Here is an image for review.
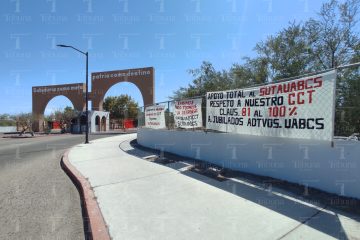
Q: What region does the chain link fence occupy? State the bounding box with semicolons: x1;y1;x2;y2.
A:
137;66;360;139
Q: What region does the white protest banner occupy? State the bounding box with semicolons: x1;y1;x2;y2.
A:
174;98;203;128
145;105;166;129
206;70;337;141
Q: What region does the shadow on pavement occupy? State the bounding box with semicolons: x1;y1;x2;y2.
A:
121;139;360;239
181;170;349;239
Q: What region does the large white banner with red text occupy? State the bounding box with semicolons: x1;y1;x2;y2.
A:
206;70;336;141
174;98;203;128
145;105;166;129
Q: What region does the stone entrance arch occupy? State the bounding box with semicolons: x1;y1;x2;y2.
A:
32;67;154;132
91;67;154;111
32;83;85;132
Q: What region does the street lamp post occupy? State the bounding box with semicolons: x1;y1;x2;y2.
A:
57;44;89;144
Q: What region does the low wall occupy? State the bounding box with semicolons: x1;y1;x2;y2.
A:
0;126;16;133
137;128;360;199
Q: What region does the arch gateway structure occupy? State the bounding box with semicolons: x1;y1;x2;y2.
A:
32;67;154;132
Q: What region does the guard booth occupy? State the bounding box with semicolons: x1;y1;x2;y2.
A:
90;111;110;133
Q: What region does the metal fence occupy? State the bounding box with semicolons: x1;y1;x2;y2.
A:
137;64;360;138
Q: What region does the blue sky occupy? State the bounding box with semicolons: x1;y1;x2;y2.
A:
0;0;329;115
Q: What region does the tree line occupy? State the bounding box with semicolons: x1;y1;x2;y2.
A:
172;0;360;136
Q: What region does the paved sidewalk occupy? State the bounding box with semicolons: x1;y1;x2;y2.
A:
68;134;360;240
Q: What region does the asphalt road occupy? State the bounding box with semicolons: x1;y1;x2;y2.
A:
0;133;114;240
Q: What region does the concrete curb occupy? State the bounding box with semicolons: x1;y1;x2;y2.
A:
61;149;111;240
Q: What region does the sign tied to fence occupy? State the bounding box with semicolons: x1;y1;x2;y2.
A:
206;70;337;141
145;105;166;129
174;98;203;128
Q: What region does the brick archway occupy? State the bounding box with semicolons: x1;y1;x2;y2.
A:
91;67;154;111
32;67;155;132
32;83;85;132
